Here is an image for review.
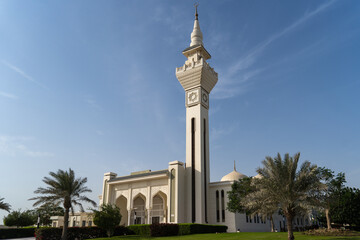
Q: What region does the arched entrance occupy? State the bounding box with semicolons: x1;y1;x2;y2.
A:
115;195;128;226
132;194;146;224
151;192;167;224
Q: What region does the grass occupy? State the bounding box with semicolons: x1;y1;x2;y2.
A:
89;232;360;240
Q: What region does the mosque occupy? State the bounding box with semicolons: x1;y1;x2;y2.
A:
99;8;308;232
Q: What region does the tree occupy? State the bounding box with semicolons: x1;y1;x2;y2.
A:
35;203;65;226
331;187;360;226
317;167;346;229
242;186;279;232
227;177;254;213
92;204;122;237
0;197;11;212
29;168;96;240
3;209;36;227
254;153;320;240
227;177;277;232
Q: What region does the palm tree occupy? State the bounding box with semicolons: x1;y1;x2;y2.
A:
255;153;320;240
29;168;96;240
241;187;278;232
0;197;11;212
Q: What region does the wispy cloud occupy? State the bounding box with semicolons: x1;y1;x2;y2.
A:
84;95;101;110
1;60;48;89
214;0;336;99
210;123;239;142
0;135;54;158
0;91;18;99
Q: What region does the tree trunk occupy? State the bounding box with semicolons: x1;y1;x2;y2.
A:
62;207;69;240
325;208;331;230
270;215;275;232
286;214;294;240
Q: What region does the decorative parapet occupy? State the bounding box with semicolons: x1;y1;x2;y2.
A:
176;58;218;78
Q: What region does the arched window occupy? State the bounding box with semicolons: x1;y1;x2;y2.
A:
221;190;225;222
216;190;219;222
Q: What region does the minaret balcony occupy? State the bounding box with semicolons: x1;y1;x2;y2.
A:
176;59;218;93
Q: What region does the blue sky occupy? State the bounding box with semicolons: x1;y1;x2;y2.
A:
1;0;360;222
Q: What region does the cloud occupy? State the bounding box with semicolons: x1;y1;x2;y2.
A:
0;135;54;158
0;91;18;99
1;60;48;89
210;123;239;142
84;97;101;110
214;0;336;99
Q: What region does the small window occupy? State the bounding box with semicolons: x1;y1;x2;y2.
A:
88;221;92;227
246;215;249;223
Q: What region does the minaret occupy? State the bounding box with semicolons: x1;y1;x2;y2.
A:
176;5;218;224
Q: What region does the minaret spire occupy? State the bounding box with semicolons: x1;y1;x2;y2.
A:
234;160;236;172
190;3;203;47
195;3;199;20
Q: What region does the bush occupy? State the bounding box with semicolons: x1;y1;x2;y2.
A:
34;223;227;239
150;223;179;237
92;204;122;237
35;226;132;240
113;225;133;236
178;223;227;235
127;224;151;236
3;210;36;227
0;227;35;239
35;227;106;240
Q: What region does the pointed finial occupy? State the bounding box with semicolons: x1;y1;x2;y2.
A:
190;2;203;47
234;160;236;171
194;3;199;20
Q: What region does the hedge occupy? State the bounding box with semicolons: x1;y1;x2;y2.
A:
127;224;151;236
178;223;228;235
150;223;179;237
35;226;130;240
128;223;227;237
32;223;227;239
0;227;35;239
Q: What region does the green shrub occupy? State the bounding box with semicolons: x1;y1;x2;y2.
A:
93;204;122;237
0;227;35;239
32;226;131;240
127;224;151;236
178;223;227;235
35;226;133;240
3;210;36;227
113;226;133;236
150;223;179;237
35;227;105;240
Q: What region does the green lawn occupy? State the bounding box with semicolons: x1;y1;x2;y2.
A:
89;232;360;240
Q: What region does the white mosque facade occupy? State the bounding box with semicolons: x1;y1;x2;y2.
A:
99;10;309;233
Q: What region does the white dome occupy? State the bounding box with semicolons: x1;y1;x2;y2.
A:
221;170;247;182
